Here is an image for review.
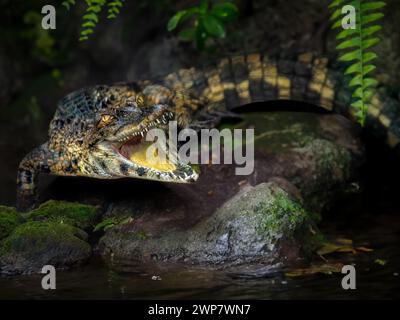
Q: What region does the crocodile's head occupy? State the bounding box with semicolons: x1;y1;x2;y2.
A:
88;88;198;183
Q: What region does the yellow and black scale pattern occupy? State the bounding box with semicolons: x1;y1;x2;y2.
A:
160;52;400;151
16;51;400;211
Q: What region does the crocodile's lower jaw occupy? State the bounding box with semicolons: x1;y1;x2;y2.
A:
120;138;177;172
98;135;198;183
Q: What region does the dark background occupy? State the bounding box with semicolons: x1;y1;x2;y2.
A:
0;0;399;205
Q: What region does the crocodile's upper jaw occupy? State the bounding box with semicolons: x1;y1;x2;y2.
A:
93;108;198;183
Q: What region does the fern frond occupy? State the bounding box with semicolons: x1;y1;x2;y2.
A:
79;0;106;41
329;0;385;126
107;0;124;19
62;0;76;11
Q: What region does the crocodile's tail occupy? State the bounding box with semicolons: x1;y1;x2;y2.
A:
161;52;400;151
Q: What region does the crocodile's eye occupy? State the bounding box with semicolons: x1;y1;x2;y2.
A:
97;114;115;128
136;94;145;106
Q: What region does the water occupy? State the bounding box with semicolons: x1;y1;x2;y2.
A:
0;113;400;299
0;201;399;299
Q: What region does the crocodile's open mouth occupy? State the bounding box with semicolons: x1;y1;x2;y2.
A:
106;111;198;182
118;134;176;172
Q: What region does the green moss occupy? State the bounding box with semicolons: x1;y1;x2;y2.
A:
0;206;24;240
256;190;324;254
241;112;319;154
28;200;99;231
94;216;133;232
258;191;315;239
0;221;88;257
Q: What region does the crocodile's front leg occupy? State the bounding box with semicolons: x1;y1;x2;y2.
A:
16;143;53;212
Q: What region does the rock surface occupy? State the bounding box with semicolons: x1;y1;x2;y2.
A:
0;201;97;275
0;221;91;275
0;111;365;274
95;111;364;270
100;181;319;269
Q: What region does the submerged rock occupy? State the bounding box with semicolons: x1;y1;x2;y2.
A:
0;221;91;275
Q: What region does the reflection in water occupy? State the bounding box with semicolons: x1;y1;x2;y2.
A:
0;208;400;300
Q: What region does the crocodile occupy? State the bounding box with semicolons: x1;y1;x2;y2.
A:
17;52;400;211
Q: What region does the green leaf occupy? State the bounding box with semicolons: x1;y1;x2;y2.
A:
203;14;225;38
83;13;99;23
336;37;361;50
178;27;196;41
351;99;364;109
362;37;380;50
211;3;239;21
62;0;76;10
361;1;386;12
336;28;358;40
195;19;207;50
82;21;96;28
167;10;187;31
352;87;374;100
362;64;376;76
361;13;384;25
349;74;362;87
108;1;123;8
88;5;102;13
199;0;208;14
81;29;94;36
330;8;343;21
329;0;345;9
331;19;344;29
345;62;361;75
363;77;378;88
363;89;374;100
352;87;364;99
362;25;382;37
339;49;360;62
363;52;378;63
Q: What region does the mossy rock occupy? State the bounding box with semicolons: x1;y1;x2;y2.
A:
0;206;24;240
28;200;99;231
0;221;91;275
258;191;319;239
100;181;322;267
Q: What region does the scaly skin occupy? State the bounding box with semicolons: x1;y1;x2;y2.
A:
17;52;400;211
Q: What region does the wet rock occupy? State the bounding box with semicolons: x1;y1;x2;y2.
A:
99;181;320;269
27;111;363;270
0;201;98;275
0;221;91;275
94;111;363;270
244;112;364;211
